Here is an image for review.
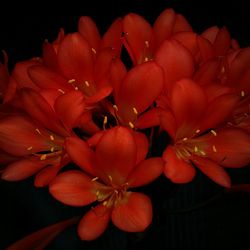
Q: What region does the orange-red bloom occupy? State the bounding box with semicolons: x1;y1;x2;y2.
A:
50;126;163;240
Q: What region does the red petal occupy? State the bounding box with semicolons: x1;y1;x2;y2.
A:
199;94;239;131
171;79;207;131
159;109;177;139
128;157;164;187
49;170;97;206
42;41;58;70
197;36;215;61
78;204;111;241
163;147;196;183
153;8;176;46
213;27;231;56
205;128;250;168
54;90;85;129
85;86;113;104
28;65;70;91
0;115;49;156
155;39;194;91
2;158;46;181
202;26;219;43
78;16;100;52
95;126;137;185
112;192;152;232
192;157;231;187
20;88;68;136
133;131;149;164
6;217;78;250
173;14;193;33
58;33;94;83
65;136;96;176
0;50;9;97
116;62;164;124
34;164;60;187
123;13;154;64
136;108;161;129
101;18;123;55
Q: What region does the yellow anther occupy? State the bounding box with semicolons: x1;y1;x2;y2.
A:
114;190;119;194
96;190;100;196
104;116;108;125
75;86;79;90
68;79;76;84
195;129;200;133
84;80;90;87
35;128;41;135
241;90;245;97
183;137;188;141
212;145;217;152
200;150;206;156
40;154;47;160
211;130;217;136
58;89;65;94
145;40;149;48
50;147;54;152
50;135;54;141
194;146;198;152
91;48;97;54
92;177;99;182
103;201;108;206
113;105;118;111
132;107;138;115
108;175;113;182
144;57;149;62
129;122;135;129
27;146;33;151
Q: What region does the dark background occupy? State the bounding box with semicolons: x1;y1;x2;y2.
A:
1;0;250;249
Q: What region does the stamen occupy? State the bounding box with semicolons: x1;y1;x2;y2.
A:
195;129;200;133
27;146;33;151
68;79;76;84
91;48;97;54
92;177;99;182
200;150;206;156
194;146;198;152
103;116;108;130
103;201;108;206
75;87;79;90
113;105;118;111
144;57;149;62
58;89;65;94
145;40;149;48
50;135;54;141
35;128;41;135
183;137;188;141
50;147;54;152
211;130;217;136
114;190;118;194
96;190;100;196
40;154;47;160
108;175;113;182
212;145;217;152
241;90;245;97
84;80;90;87
132;107;138;115
129;121;135;129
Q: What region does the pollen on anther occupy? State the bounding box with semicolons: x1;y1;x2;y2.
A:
91;48;97;54
108;175;113;182
241;90;245;97
132;107;138;115
212;145;217;152
113;105;118;111
211;130;217;136
96;190;100;196
68;79;76;84
84;80;90;87
129;121;135;129
50;147;54;152
183;137;188;141
40;154;47;160
35;128;41;135
144;57;149;62
50;135;54;141
103;201;108;206
145;40;149;48
27;146;33;151
92;177;99;182
58;89;65;94
103;116;108;125
195;129;200;133
194;146;198;152
200;150;206;156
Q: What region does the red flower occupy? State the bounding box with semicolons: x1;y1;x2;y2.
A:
160;78;250;187
50;126;163;240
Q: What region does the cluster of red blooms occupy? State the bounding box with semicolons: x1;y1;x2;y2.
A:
1;8;250;244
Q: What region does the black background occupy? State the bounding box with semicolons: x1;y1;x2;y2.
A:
1;0;250;249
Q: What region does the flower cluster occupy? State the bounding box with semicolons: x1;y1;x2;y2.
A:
1;8;250;243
